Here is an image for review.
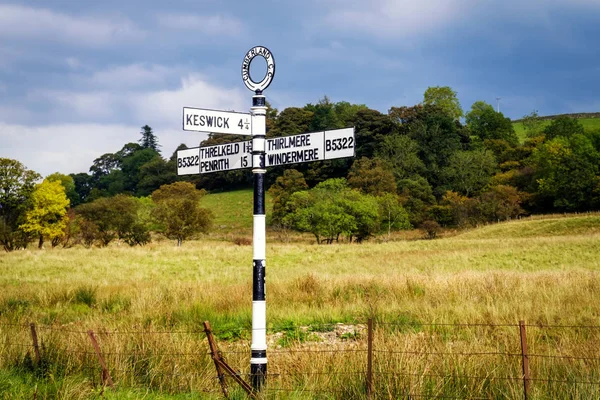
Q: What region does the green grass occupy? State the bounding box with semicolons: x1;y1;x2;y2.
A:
1;214;600;398
201;188;272;235
513;117;600;143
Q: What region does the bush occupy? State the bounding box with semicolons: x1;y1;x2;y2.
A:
420;220;441;239
232;236;252;246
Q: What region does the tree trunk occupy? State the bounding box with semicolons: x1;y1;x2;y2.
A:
38;235;44;249
177;238;182;247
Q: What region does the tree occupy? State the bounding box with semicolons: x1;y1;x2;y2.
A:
399;104;468;193
466;101;518;146
151;182;213;246
71;173;94;204
353;108;398;159
375;133;425;183
0;158;41;251
46;172;80;206
423;86;463;120
305;96;341;131
268;107;314;138
89;153;120;179
76;194;147;246
378;193;411;237
543;116;585;141
442;149;498;196
347;157;396;196
20;179;70;248
521;110;545;138
532;134;600;210
267;169;308;226
139;125;161;152
398;176;436;226
283;178;380;243
136;156;176;196
476;185;525;221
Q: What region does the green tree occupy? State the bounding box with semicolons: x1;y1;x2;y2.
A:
267;169;308;226
466;101;518;146
139;125;161;152
76;194;147;246
136;156;176;196
375;134;425;181
398;104;468;193
284;178;380;243
0;158;41;251
377;193;411;237
423;86;463;120
521;110;545;138
268;107;314;138
398;176;436;226
46;172;80;206
20;179;70;248
305;96;341;131
353;108;398;159
442;149;498;196
151;182;213;246
532;134;600;210
89;152;120;179
543;116;585;141
71;173;94;204
347;157;396;196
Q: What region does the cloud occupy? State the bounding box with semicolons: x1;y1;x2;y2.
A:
0;123;139;176
316;0;600;41
132;74;249;127
88;64;178;89
0;4;145;46
0;70;250;175
318;0;476;39
19;67;248;126
0;122;208;177
157;13;244;36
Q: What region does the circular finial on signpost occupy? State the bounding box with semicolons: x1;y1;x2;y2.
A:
242;46;275;93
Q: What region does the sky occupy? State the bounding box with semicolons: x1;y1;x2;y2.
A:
1;0;599;177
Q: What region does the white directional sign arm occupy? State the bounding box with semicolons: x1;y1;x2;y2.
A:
183;107;252;135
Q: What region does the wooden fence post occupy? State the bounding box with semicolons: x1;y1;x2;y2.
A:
203;321;229;398
88;330;114;388
519;320;531;400
29;323;41;366
367;318;374;399
203;321;256;399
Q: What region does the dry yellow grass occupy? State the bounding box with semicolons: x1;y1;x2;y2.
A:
0;214;599;398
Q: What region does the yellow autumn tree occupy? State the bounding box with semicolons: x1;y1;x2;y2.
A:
20;179;70;248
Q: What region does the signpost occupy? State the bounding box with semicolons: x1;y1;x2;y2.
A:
177;46;355;392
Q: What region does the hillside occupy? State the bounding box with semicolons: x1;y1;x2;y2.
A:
512;112;600;141
201;188;270;233
456;213;600;240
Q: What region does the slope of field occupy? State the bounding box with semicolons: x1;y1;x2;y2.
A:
457;213;600;239
200;188;271;233
513;116;600;142
1;215;599;398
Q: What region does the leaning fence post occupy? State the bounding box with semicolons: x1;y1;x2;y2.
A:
88;330;114;388
519;320;531;399
367;318;374;399
203;321;229;398
29;323;41;366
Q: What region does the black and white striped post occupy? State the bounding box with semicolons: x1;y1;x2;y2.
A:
242;46;275;391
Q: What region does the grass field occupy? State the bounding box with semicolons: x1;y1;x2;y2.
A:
513;117;600;142
1;213;599;398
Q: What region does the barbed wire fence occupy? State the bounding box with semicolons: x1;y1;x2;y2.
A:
1;318;599;398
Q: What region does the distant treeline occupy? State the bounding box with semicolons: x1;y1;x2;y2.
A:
1;87;599;248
